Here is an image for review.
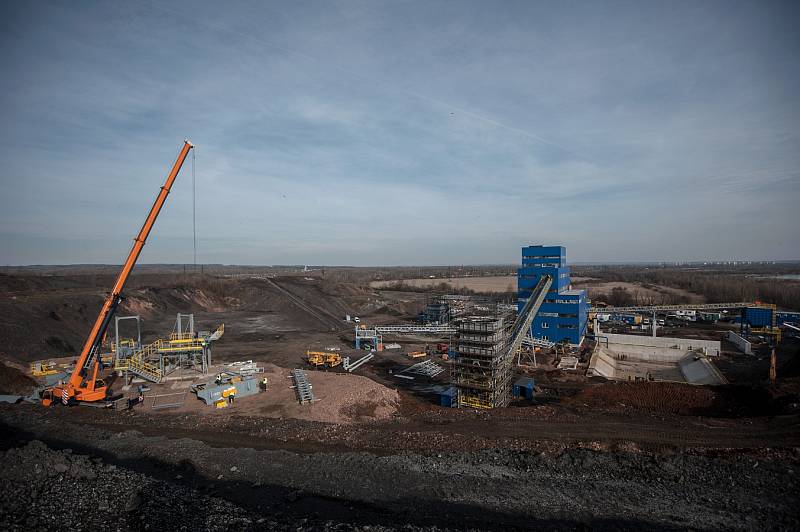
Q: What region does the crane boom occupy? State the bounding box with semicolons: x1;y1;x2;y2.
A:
43;140;194;406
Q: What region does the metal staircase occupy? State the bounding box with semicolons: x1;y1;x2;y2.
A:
114;340;164;383
126;354;163;383
291;369;315;404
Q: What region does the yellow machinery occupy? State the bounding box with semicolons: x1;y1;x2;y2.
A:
30;361;59;377
113;323;225;383
306;351;342;368
460;395;493;409
306;352;325;367
751;327;782;344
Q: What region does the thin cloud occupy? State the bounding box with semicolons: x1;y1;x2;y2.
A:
0;0;798;265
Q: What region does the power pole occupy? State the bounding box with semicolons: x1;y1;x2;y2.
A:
769;347;777;384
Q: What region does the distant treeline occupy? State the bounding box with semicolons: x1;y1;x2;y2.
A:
574;265;800;311
590;286;692;307
374;280;518;303
321;265;518;284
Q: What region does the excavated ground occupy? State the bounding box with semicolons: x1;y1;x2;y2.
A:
2;406;799;531
2;270;800;529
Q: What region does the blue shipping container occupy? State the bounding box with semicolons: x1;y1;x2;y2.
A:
513;377;535;400
776;311;800;325
439;387;457;408
744;307;773;327
612;314;637;325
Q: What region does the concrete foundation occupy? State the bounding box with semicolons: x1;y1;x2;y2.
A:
601;333;721;357
588;333;726;385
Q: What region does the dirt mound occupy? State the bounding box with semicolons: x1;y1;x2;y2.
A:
568;382;718;415
0;361;36;395
149;363;399;424
252;364;400;424
373;305;404;317
122;286;236;316
319;280;371;297
569;381;786;417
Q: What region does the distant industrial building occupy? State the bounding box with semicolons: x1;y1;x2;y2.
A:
517;245;588;345
423;298;450;325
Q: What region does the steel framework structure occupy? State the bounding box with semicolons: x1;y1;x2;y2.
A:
452;275;552;408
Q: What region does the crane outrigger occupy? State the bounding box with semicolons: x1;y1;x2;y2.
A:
42;140;194;406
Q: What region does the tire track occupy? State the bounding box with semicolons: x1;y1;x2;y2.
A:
263;278;343;332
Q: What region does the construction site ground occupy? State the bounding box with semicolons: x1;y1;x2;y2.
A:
2;270;800;529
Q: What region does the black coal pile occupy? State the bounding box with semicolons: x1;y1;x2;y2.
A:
0;441;264;531
0;441;448;532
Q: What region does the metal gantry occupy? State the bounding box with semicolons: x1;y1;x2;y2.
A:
589;302;771;313
517;332;556;368
354;326;381;350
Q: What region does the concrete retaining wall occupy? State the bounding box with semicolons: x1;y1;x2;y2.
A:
678;355;728;385
587;349;618;379
725;331;752;355
602;333;721;357
608;345;688;363
588;346;727;385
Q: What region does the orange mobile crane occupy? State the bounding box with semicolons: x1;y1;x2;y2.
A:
41;141;194;406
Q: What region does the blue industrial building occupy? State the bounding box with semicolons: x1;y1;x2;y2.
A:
777;311;800;325
518;245;588;345
734;308;800;327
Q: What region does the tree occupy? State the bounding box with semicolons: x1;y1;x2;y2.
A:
608;286;634;307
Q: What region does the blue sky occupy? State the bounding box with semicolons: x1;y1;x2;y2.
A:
1;0;798;265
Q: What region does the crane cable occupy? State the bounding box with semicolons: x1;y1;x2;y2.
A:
192;147;197;271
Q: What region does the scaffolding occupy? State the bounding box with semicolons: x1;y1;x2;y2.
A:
451;312;515;409
355;326;382;350
451;275;552;409
424;298;451;325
